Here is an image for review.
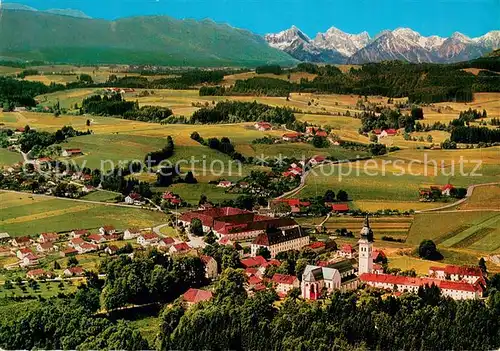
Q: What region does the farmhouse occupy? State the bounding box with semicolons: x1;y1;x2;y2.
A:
183;288;213;307
309;155;326;166
63;266;84;277
217;180;233;188
254;122;272;131
61;148;83;157
338;244;356;259
169;242;192;255
17;247;34;259
124;228;141;240
12;236;32;247
27;269;51;279
78;242;98;254
87;234;107;244
36;242;58;253
137;233;160;247
70;229;89;238
282;132;301;142
125;192;142;204
273;198;311;213
330;203;350;213
158;237;175;250
271;273;299;297
441;184;455;196
38;232;59;243
251;227;309;258
20;253;39;267
99;225;116;235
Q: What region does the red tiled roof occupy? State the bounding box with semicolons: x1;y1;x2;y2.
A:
39;242;54;250
71;238;85;246
73;229;89;235
311;155;326;162
245;268;259;276
67;266;84;275
240;256;267;268
315;130;328;137
272;273;298;285
431;265;483;277
372;250;387;260
27;269;46;277
160;237;175;245
80;243;98;250
87;234;105;242
65;148;82;153
19;248;33;255
183;288;213;303
63;248;78;255
248;275;263;285
441;184;455;191
308;241;326;250
172;242;191;252
282;132;300;138
331;204;349;212
102;225;115;231
360;273;482;293
341;244;354;253
261;259;281;268
15;236;31;243
141;233;159;240
385;129;398;135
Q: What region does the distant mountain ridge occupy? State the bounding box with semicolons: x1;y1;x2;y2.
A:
2;2;91;18
0;9;297;67
265;26;500;64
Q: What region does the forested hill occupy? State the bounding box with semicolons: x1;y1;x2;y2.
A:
0;10;297;67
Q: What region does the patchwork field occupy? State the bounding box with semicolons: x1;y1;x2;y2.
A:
325;216;413;240
407;211;500;253
298;148;500;210
458;184;500;210
0;191;167;236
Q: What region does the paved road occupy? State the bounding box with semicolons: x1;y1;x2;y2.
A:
415;182;500;213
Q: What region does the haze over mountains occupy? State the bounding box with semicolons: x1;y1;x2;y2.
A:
0;7;296;67
265;26;500;64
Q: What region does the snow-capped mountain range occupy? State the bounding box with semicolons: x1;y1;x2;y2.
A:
264;26;500;64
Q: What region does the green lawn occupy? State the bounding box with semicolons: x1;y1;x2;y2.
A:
0;281;77;299
156;183;239;204
80;190;120;202
128;316;160;347
0;148;22;167
0;191;167;236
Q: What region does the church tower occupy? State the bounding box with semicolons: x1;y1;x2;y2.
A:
358;215;373;275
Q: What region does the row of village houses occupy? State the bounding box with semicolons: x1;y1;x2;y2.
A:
2;206;488;302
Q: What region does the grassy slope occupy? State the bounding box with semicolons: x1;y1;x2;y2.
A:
0;191;167;236
0;10;296;67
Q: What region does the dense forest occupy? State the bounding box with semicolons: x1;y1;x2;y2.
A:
190;101;296;125
200;60;500;103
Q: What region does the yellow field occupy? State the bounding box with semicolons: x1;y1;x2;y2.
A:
353;200;439;212
459;184;500;210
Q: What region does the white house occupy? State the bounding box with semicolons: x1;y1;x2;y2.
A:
124;228;141;240
137;233;160;247
272;273;299;296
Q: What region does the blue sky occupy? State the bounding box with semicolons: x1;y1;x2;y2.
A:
7;0;500;37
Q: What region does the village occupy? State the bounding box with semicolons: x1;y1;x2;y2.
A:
0;200;487;304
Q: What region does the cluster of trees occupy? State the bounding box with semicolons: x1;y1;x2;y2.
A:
123;106;174;122
0;76;65;107
190;101;296;125
451;126;500;144
145;136;174;166
17;125;91;153
82;94;137;116
255;64;283;75
100;252;206;310
190;132;245;162
360;107;424;133
16;69;39;79
156;268;500;350
458;108;487;122
105;70;225;90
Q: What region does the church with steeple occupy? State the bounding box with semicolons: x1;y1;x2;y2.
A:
358;215;374;275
